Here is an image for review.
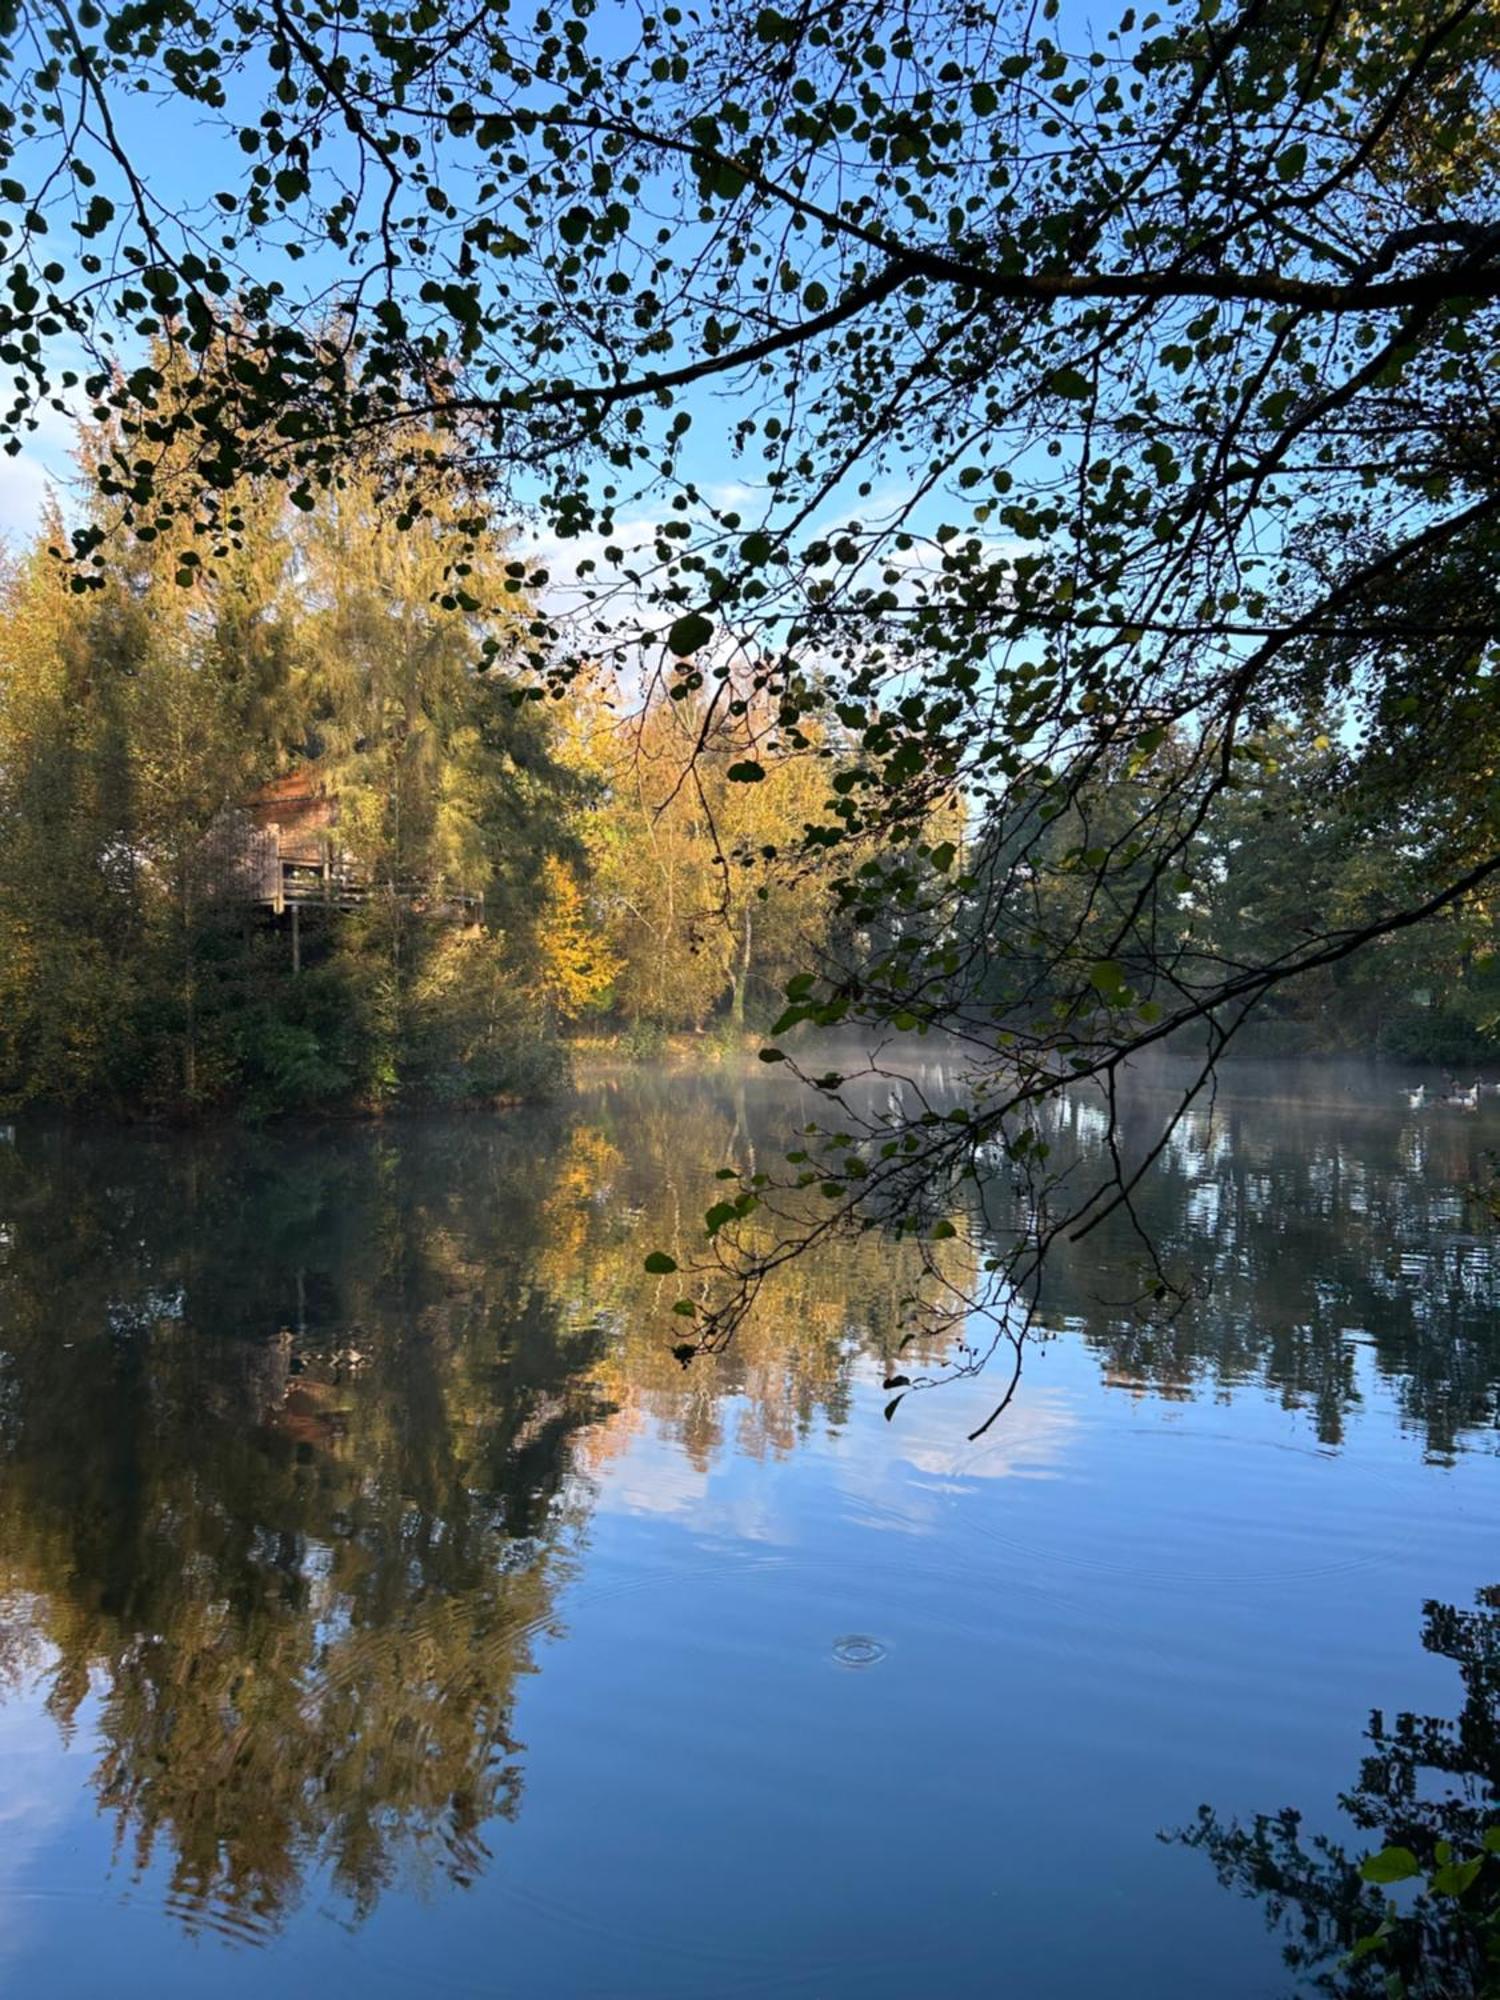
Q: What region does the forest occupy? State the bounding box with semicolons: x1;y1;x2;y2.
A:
4;429;1498;1119
0;414;853;1114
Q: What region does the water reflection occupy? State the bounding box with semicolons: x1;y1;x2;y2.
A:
0;1120;611;1937
1018;1073;1500;1458
1179;1585;1500;1996
0;1062;1495;1960
0;1083;947;1942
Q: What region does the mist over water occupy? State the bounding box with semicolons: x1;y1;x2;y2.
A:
0;1061;1495;1995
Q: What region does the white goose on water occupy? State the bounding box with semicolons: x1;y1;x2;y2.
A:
1404;1084;1425;1109
1444;1080;1480;1110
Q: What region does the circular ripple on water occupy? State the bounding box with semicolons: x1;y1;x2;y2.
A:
832;1634;887;1669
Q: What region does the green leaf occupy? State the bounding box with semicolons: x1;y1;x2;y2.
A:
930;1218;957;1239
667;610;714;655
1360;1847;1421;1885
1089;959;1129;1000
643;1250;678;1274
758;1046;786;1062
1050;366;1091;399
1348;1919;1394;1962
727;760;766;783
1276;141;1308;182
1431;1855;1483;1897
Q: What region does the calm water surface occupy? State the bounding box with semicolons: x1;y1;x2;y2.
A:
0;1064;1496;1996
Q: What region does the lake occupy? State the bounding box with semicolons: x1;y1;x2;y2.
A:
0;1063;1495;1996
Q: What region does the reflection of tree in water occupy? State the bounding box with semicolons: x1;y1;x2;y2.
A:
998;1080;1500;1458
2;1071;1498;1940
0;1091;958;1939
1176;1587;1500;1996
0;1120;612;1938
534;1073;976;1473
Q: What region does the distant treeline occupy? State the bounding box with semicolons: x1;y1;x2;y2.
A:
3;445;1494;1119
959;719;1500;1072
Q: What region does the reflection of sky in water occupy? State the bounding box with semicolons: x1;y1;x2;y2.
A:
0;1063;1496;1995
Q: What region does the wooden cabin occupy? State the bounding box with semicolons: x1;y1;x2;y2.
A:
204;767;483;943
200;767;365;915
239;770;364;914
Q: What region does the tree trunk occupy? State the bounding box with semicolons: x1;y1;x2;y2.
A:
729;902;752;1032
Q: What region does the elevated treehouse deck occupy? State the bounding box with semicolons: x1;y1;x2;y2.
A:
209;771;479;920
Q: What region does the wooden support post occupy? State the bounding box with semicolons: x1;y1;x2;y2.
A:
291;900;301;976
